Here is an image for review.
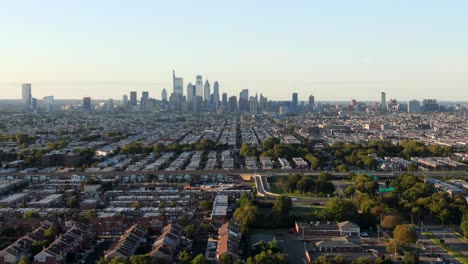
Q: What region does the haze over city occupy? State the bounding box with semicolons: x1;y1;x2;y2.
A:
1;0;468;101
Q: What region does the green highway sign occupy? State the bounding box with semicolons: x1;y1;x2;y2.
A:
378;187;395;192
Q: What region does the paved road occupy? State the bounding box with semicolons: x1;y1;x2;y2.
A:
431;231;468;262
3;169;465;180
418;233;462;264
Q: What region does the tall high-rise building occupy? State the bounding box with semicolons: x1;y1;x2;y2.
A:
173;70;184;96
422;99;439;112
107;99;114;112
186;83;196;103
141;91;149;111
222;93;228;110
21;83;32;112
203;80;211;102
381;92;386;109
31;98;37;113
161;88;168;101
43;96;54;113
228;96;238;112
213;81;220;108
122;95;128;109
83;97;92;111
408;100;420;113
239;89;249;112
130;91;137;107
309;95;315;106
291;93;298;112
195;75;203;97
249;96;258;113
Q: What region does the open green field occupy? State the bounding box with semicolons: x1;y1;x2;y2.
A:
290;204;324;216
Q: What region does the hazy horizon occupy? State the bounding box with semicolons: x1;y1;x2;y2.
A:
1;0;468;101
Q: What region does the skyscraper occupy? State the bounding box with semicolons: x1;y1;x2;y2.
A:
195;75;203;97
228;96;238;112
408;100;420;113
422;99;439;112
107;99;114;112
141;91;149;111
381;92;386;109
186;83;196;103
83;97;92;111
130;91;137;107
173;70;184;96
161;88;168;101
43;96;54;113
31;98;37;113
21;83;32;112
239;89;249;112
222;92;228;110
213;81;220;108
291;93;298;112
249;96;258;113
203;80;211;103
309;95;315;111
122;95;128;110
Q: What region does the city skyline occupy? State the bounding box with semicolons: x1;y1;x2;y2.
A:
1;1;468;101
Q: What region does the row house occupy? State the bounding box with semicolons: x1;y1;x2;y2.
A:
34;224;88;264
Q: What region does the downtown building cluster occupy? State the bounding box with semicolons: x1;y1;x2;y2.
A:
17;78;462;115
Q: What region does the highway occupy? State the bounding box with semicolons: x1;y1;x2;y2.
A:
1;168;465;180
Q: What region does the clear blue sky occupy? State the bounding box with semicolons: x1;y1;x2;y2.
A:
1;0;467;101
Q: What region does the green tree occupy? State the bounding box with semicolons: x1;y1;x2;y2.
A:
178;250;192;264
352;257;373;264
393;224;417;247
336;164;348;172
273;196;292;215
333;255;345;264
184;224;196;238
297;178;313;196
403;252;419;264
83;210;96;220
199;200;213;211
131;254;156;264
67;197;79;208
219;254;236;264
131;201;142;209
305;154;321;170
461;213;468;238
343;185;356;197
22;210;40;219
321;198;358;222
239;191;251;207
263;137;281;150
246;250;287;264
191;254;209;264
110;257;128;264
44;226;56;241
18;256;29;264
234;204;259;233
310;255;330;264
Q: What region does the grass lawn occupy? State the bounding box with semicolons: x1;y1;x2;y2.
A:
290;204;324;216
